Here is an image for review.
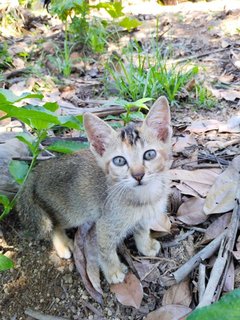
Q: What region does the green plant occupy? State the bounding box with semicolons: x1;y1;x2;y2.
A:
0;89;87;221
105;42;198;105
187;289;240;320
0;43;13;70
195;84;216;109
106;97;152;125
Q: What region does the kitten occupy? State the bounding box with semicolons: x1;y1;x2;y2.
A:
16;96;172;284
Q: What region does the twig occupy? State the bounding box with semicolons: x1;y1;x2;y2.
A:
173;48;228;64
81;300;103;317
12;155;55;161
25;309;68;320
173;230;227;283
198;263;206;302
161;230;195;249
198;199;240;307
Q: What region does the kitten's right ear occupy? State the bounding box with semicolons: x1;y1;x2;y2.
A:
84;113;116;156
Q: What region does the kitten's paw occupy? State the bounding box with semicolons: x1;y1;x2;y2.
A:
147;239;161;256
105;263;128;284
57;246;72;259
138;238;160;257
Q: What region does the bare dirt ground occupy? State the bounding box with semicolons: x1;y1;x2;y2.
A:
1;1;240;319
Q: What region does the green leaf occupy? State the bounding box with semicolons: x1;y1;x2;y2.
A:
187;289;240;320
0;89;43;103
58;115;83;130
119;17;142;32
0;194;10;209
47;140;89;154
129;111;145;121
9;160;29;184
43;102;59;112
0;105;60;130
16;133;36;153
94;2;124;18
0;254;14;271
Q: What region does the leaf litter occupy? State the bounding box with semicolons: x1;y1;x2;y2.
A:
1;1;240;319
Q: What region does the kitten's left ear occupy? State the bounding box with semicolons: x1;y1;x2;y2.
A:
143;96;172;142
84;113;116;156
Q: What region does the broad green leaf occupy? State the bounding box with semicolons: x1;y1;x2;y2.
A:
58;115;83;130
187;289;240;320
94;2;124;18
47;140;89;153
0;89;43;103
16;133;36;153
0;254;14;271
119;17;142;32
9;160;29;184
0;194;10;208
43;102;59;112
0;105;60;129
129;111;145;121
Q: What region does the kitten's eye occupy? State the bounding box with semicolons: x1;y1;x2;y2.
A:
112;156;127;166
143;149;157;161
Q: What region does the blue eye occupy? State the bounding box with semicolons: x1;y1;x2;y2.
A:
112;156;127;166
143;149;156;161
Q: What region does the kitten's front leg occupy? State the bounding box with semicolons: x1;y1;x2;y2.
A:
134;226;160;257
96;220;128;284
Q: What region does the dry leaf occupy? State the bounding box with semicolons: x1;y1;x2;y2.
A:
175;182;200;198
134;261;160;283
170;168;220;186
177;197;208;225
203;156;240;215
211;88;240;102
110;273;143;309
149;214;171;233
233;235;240;260
74;223;103;304
145;304;192;320
219;116;240;133
223;259;235;292
201;212;232;244
206;139;240;152
84;225;103;296
162;279;192;307
173;134;197;153
186;120;219;133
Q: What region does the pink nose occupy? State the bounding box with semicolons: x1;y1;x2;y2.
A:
132;173;145;183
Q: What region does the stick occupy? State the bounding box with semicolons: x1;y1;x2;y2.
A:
198;263;206;302
198;199;240;307
161;230;195;249
173;48;228;64
173;230;227;283
25;309;68;320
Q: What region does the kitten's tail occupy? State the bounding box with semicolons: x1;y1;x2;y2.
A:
16;175;53;239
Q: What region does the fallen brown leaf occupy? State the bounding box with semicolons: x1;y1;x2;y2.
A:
173;134;197;153
162;278;192;307
149;214;171;233
186;120;219;133
201;212;232;244
74;223;103;304
211;88;240;102
145;304;192;320
133;261;160;283
177;197;208;225
110;273;143;309
203;156;240;215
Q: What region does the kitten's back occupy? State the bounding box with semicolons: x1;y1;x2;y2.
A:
17;150;107;237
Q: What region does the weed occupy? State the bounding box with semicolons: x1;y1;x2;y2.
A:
105;42;198;105
0;43;13;70
195;84;216;109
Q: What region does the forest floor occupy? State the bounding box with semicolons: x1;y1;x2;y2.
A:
1;1;240;319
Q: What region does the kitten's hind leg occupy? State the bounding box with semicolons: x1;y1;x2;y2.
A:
52;227;74;259
134;226;160;257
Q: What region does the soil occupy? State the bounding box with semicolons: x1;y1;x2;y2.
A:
1;1;240;319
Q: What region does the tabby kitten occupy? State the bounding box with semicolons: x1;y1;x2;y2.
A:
17;96;172;284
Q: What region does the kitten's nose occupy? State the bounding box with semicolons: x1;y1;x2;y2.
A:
132;172;145;183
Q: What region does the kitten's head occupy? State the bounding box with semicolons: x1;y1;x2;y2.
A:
84;96;172;202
